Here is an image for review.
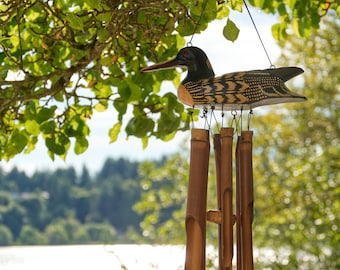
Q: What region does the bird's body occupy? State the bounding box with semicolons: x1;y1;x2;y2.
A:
141;47;306;110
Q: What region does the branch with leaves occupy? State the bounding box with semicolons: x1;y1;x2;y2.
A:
0;0;338;160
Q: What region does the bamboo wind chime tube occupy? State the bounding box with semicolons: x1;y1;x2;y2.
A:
236;131;254;270
213;133;223;269
185;128;210;270
220;128;234;270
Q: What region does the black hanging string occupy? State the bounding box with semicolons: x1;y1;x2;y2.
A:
211;106;220;132
231;110;238;132
221;104;225;128
201;107;210;130
189;107;195;129
187;0;210;46
247;109;253;130
243;0;274;67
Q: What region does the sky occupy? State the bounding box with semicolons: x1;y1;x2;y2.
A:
0;9;281;176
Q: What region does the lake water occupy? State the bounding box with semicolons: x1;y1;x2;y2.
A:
0;245;186;270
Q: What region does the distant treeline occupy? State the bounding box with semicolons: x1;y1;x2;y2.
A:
0;158;162;245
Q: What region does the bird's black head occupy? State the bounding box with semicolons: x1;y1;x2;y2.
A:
141;46;215;83
175;47;215;83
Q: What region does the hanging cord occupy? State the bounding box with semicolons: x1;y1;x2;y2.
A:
221;104;225;128
201;107;210;130
231;110;240;134
208;107;215;135
243;0;274;68
247;109;253;130
187;0;209;46
210;105;220;132
189;107;195;129
240;107;243;131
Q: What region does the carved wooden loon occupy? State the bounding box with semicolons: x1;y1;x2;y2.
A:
141;46;306;110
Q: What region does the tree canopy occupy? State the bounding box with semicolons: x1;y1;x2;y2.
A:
0;0;339;159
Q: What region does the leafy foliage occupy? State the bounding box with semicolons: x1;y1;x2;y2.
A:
0;0;338;159
251;15;340;269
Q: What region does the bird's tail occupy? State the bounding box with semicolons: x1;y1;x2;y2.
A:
266;67;304;82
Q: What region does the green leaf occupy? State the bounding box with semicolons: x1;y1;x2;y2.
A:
10;35;20;48
64;117;88;137
101;56;113;66
45;133;70;155
75;136;88;154
277;3;287;16
252;0;265;8
157;112;180;135
292;18;311;38
126;79;142;102
84;0;102;9
203;0;217;21
223;19;240;42
26;9;40;21
125;117;155;138
37;106;57;123
40;121;56;134
163;92;178;110
25;120;40;136
109;122;121;143
141;136;148;149
113;98;127;115
24;101;37;120
117;82;130;101
217;5;230;19
137;10;146;24
11;130;28;154
54;91;64;102
94;102;107;112
271;22;287;40
230;0;243;12
66;13;84;31
285;0;296;8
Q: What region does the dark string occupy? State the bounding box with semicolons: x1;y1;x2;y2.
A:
240;107;243;131
201;107;210;130
221;104;225;128
189;107;195;129
247;109;253;130
231;110;237;133
211;106;220;132
187;0;210;46
243;0;274;68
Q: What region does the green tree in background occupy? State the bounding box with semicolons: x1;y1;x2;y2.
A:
251;15;339;269
0;0;338;160
134;154;189;243
0;157;143;245
0;224;13;246
18;225;47;245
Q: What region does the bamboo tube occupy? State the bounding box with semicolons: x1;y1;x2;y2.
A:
235;135;242;270
220;128;234;269
213;133;223;270
239;131;254;270
185;128;210;270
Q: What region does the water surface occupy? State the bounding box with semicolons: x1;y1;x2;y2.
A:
0;245;185;270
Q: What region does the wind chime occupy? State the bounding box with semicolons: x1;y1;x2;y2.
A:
141;2;306;270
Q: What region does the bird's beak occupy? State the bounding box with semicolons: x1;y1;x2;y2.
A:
140;57;184;72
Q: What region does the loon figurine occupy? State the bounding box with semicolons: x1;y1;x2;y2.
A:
141;46;306;110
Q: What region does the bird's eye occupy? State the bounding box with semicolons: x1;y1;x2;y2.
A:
182;50;190;58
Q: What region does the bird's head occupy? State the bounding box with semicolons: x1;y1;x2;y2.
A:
141;46;215;83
